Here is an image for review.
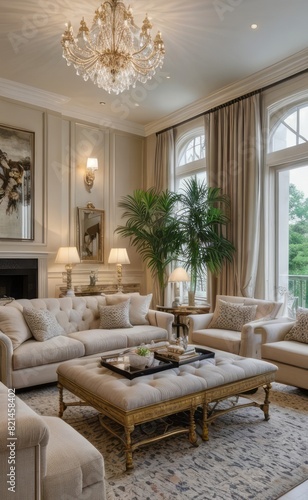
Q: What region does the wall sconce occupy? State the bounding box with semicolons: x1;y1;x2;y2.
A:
108;248;130;292
84;158;98;192
55;246;80;296
168;267;190;307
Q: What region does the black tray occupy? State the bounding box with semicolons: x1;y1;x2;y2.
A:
154;347;215;367
100;356;174;380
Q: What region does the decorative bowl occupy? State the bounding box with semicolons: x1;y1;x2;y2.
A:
128;352;154;370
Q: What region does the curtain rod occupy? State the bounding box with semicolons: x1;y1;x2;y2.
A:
156;67;308;136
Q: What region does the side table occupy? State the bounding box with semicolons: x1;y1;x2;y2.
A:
156;305;211;338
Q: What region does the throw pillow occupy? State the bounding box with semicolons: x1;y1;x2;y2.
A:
284;308;308;343
0;305;32;349
23;307;64;342
105;294;130;306
129;294;152;325
99;300;132;329
208;299;257;331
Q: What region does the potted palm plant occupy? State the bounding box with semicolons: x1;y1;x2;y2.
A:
177;177;235;305
115;188;183;305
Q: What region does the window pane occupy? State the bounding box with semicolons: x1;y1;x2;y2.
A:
299;107;308;142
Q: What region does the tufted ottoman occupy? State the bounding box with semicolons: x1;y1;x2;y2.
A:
57;350;277;470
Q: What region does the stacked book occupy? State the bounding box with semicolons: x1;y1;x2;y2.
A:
155;345;198;362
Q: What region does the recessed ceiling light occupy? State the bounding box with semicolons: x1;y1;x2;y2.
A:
166;75;171;79
99;101;106;105
251;23;258;30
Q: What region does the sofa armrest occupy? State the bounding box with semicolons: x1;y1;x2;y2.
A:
254;319;296;344
0;332;14;388
187;313;214;342
239;318;295;358
148;309;174;341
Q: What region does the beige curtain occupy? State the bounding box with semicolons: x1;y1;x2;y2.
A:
205;93;262;304
154;129;175;192
152;129;175;306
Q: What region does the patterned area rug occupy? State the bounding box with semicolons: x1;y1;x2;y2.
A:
18;382;308;500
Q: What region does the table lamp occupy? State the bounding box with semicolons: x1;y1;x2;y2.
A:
168;267;190;306
108;248;130;292
55;246;80;296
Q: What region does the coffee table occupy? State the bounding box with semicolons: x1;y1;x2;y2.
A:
57;350;277;470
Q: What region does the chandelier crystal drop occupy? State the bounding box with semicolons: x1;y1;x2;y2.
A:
61;0;165;95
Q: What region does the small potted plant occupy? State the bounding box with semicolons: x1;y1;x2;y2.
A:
129;346;154;369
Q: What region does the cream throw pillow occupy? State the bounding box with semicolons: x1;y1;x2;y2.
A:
99;300;132;329
23;307;64;342
105;293;152;325
129;294;152;325
0;305;32;349
285;308;308;343
209;299;257;331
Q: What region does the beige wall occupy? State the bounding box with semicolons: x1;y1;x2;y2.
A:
0;97;147;297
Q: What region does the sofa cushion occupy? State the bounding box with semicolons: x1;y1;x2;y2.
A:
99;300;132;329
209;299;257;331
284;307;308;343
68;329;128;356
191;328;241;355
12;336;85;370
262;340;308;370
0;305;32;349
125;325;169;347
23;307;64;342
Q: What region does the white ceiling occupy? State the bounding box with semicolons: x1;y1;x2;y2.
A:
0;0;308;135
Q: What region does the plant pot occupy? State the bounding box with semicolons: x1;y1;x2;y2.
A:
128;353;154;369
188;291;195;306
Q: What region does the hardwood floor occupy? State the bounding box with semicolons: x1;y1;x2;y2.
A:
278;479;308;499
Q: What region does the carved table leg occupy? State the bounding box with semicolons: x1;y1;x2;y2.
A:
124;424;135;471
189;407;199;446
202;403;209;441
260;383;271;421
57;382;67;418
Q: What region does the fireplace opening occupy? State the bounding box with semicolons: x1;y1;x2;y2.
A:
0;259;38;299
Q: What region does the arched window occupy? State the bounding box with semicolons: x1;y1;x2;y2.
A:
175;127;206;190
173;125;207;303
270;104;308;152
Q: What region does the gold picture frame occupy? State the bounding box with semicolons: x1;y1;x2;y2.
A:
77;205;104;263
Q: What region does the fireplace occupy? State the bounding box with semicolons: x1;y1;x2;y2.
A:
0;259;38;299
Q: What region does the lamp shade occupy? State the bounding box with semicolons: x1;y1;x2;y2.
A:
55;246;80;264
108;248;130;265
86;158;98;171
168;267;190;282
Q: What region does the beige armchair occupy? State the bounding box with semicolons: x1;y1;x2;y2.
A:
0;382;106;500
256;315;308;389
187;295;283;358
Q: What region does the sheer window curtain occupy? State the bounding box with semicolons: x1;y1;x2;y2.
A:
153;129;175;306
205;93;262;305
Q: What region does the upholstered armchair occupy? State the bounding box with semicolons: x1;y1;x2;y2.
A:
256;308;308;389
187;295;283;358
0;382;106;500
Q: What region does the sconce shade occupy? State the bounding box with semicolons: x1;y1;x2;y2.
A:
86;158;98;171
108;248;130;265
55;246;80;265
168;267;190;282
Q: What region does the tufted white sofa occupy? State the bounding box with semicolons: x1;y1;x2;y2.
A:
187;295;283;358
0;295;173;389
0;381;106;499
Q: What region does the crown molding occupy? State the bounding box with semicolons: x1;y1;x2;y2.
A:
144;48;308;137
0;78;146;137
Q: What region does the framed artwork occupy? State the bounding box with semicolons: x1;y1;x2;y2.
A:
0;124;34;240
77;205;104;263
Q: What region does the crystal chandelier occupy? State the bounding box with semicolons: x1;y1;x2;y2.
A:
61;0;165;95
